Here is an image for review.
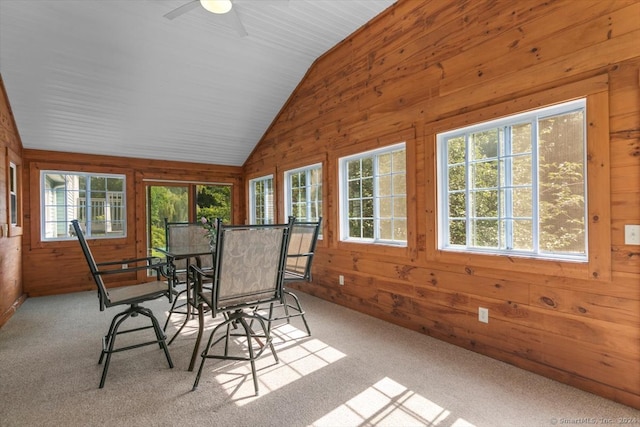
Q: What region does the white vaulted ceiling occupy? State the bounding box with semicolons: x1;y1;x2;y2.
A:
0;0;395;166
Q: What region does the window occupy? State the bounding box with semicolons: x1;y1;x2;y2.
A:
340;143;407;245
9;162;18;226
249;175;274;224
6;147;22;236
437;99;587;261
284;164;322;222
41;171;126;240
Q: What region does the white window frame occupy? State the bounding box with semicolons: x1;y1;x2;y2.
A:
40;171;127;241
284;163;322;222
339;142;407;246
9;161;18;226
436;99;588;261
249;175;274;224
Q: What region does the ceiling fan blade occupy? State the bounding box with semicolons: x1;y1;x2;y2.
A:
229;6;248;37
164;0;201;20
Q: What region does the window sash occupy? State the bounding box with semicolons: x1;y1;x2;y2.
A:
9;162;18;225
284;164;322;222
249;175;274;224
340;143;407;245
41;171;126;240
438;99;587;261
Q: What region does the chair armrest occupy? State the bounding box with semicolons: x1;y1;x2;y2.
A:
96;256;162;267
96;257;171;278
189;264;214;305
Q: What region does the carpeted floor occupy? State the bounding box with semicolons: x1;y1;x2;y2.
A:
0;290;638;427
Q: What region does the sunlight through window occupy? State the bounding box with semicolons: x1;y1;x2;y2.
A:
313;377;474;426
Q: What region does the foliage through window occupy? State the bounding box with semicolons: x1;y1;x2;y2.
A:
249;175;274;224
146;183;232;255
284;164;322;223
437;99;587;260
42;171;126;240
340;143;407;244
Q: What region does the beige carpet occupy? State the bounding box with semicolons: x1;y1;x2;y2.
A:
0;290;638;427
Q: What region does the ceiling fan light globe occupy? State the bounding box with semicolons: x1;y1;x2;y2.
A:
200;0;232;14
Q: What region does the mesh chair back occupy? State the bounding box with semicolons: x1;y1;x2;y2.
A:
71;219;110;310
212;222;291;315
285;217;322;282
165;220;214;274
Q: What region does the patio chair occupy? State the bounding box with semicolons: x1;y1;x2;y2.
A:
260;217;322;336
71;219;174;388
190;218;293;395
162;219;213;343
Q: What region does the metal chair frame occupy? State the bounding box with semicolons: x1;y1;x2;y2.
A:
71;219;174;388
263;217;322;336
190;218;293;395
162;219;213;344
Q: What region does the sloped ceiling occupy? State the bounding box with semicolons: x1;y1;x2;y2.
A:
0;0;395;166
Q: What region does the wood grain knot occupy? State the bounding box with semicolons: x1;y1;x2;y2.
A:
541;296;556;307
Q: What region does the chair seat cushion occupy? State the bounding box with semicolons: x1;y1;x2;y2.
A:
106;281;169;306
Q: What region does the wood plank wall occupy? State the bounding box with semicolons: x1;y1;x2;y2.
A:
20;149;244;297
0;76;26;328
243;0;640;408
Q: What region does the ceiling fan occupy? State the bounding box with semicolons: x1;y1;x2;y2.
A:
164;0;248;37
164;0;288;37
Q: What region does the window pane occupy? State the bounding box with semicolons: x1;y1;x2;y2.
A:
394;219;407;240
512;188;532;217
448;136;465;164
380;198;392;217
362;157;374;177
538;110;586;254
349;219;362;238
512;155;532;186
471;190;498;218
378;175;392;196
347;201;360;220
470;129;499;160
449;192;465;218
392;174;406;194
379;153;392;174
362;198;374;217
448;164;465;191
512;123;532;154
471;160;498;189
348;160;361;179
363;219;374;238
513;220;533;250
348;180;361;199
449;220;466;245
472;219;499;247
393;197;406;217
362;177;373;198
380;219;392;240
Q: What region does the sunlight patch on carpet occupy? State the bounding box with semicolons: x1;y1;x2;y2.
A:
312;377;475;426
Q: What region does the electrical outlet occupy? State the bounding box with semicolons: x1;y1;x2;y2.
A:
478;307;489;323
121;264;128;269
339;275;344;285
624;225;640;245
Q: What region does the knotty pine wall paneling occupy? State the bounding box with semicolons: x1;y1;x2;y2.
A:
0;75;25;328
243;0;640;408
21;149;244;297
